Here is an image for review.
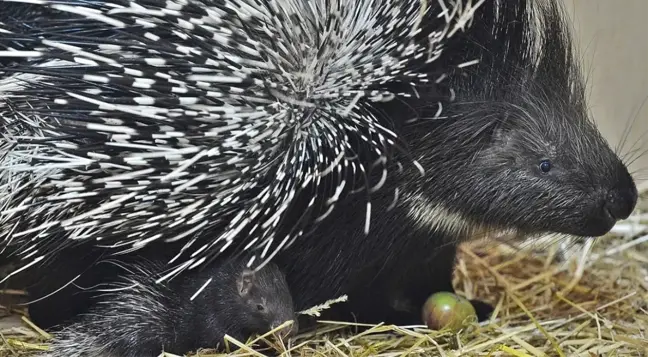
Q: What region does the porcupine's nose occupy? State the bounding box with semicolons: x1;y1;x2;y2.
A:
603;172;638;221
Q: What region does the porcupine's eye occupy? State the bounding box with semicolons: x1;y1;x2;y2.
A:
256;304;265;311
539;160;552;173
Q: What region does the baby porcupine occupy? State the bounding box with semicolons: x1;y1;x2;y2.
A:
38;258;296;357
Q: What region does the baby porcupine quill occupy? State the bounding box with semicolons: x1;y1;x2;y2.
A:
38;258;296;357
0;0;480;278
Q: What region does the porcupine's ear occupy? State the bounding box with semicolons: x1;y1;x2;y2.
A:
489;114;517;146
482;118;520;162
237;269;256;296
492;127;512;146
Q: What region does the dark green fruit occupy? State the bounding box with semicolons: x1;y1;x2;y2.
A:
422;292;477;332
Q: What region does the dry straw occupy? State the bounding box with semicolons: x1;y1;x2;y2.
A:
1;187;647;356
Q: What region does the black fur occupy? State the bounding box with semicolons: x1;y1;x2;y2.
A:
39;255;296;357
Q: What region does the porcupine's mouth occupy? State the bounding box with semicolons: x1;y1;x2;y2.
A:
485;228;592;259
473;221;588;248
456;216;525;244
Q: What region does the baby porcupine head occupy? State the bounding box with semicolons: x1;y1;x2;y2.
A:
395;0;637;240
235;262;298;339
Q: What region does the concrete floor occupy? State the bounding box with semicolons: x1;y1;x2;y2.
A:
563;0;648;187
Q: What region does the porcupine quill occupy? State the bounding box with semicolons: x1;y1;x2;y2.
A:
0;0;483;281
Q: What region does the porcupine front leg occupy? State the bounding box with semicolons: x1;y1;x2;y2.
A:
336;243;494;326
310;243;494;327
278;171;495;328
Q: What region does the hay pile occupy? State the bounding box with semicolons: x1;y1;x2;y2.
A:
1;185;647;356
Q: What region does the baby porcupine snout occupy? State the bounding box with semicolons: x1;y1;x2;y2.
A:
272;317;299;339
268;291;299;339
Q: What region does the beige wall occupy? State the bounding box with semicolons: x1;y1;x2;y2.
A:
562;0;648;183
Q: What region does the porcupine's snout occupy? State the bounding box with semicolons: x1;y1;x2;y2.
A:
602;169;638;222
272;317;299;339
583;164;638;237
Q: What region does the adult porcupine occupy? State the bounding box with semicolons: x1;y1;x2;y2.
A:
0;0;639;351
1;0;480;327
